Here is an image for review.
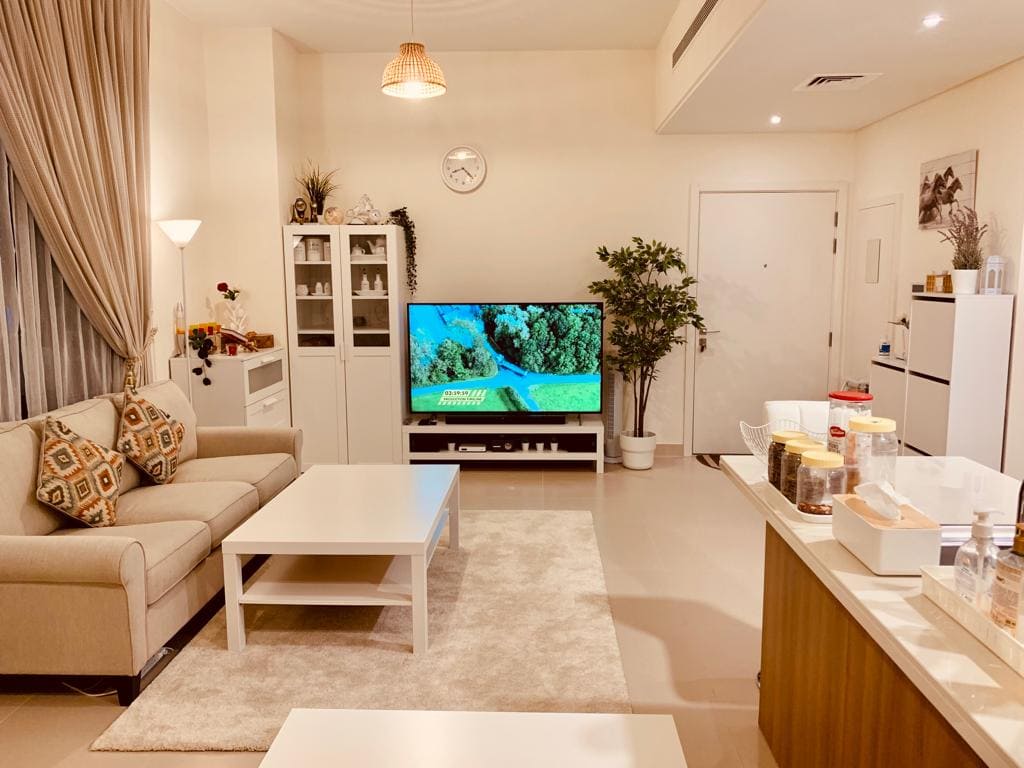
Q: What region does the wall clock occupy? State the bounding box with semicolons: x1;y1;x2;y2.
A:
441;145;486;193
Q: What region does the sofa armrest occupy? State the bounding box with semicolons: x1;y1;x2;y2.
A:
0;534;144;586
196;425;302;468
0;535;149;677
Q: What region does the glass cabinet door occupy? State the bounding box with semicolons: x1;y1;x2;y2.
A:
347;231;391;348
291;233;335;348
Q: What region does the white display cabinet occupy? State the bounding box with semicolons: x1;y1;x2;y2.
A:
282;224;407;468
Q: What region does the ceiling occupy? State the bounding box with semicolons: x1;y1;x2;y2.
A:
662;0;1024;133
167;0;681;52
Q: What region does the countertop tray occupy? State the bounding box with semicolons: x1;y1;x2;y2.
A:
921;565;1024;678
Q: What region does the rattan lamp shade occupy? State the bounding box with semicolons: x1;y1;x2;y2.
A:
381;42;447;99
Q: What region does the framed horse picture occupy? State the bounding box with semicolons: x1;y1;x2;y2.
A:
918;149;977;230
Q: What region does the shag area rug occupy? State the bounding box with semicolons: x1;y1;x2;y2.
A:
93;509;630;751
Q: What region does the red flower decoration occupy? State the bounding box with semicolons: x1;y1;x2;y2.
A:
216;282;228;292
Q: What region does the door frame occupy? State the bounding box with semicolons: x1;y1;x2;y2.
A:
683;181;849;456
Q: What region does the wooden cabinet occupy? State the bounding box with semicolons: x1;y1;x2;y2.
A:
283;224;406;469
169;348;290;428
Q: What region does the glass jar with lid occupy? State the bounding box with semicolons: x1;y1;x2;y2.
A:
827;390;873;454
768;430;806;490
845;416;898;491
781;439;824;503
797;450;846;516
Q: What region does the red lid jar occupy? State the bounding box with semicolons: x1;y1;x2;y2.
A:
827;391;873;453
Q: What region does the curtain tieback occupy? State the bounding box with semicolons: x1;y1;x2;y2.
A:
121;322;157;393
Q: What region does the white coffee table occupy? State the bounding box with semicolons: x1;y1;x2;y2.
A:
259;709;688;767
221;464;459;654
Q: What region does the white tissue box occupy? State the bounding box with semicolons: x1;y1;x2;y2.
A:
832;494;942;576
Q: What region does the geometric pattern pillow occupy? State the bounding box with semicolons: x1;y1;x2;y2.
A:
36;418;125;527
117;391;185;484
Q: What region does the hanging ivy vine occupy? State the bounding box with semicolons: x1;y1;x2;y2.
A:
388;206;418;295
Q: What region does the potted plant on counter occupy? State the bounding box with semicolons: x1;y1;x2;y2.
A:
940;206;988;295
589;237;704;470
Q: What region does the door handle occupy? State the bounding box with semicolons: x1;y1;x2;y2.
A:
698;329;720;353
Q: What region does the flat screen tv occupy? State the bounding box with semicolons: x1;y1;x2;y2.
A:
407;302;603;414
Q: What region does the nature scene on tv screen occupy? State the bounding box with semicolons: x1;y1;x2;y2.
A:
409;304;602;413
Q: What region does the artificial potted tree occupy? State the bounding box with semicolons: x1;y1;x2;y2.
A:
589;237;704;470
940;206;988;295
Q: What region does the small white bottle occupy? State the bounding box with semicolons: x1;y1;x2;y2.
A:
360;269;370;292
954;509;1000;612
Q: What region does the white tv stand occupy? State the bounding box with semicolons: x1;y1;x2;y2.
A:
402;416;605;473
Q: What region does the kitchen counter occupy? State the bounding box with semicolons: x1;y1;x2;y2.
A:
722;455;1024;767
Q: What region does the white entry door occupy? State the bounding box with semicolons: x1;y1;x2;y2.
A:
691;190;839;455
842;199;899;381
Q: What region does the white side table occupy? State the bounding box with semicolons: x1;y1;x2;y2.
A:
169;346;289;427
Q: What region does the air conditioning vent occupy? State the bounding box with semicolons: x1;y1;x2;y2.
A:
672;0;721;67
794;73;882;92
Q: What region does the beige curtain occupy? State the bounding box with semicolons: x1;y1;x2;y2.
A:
0;148;121;421
0;0;153;384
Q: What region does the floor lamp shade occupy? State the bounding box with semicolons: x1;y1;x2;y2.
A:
157;219;202;248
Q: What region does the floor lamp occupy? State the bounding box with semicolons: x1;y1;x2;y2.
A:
157;219;202;404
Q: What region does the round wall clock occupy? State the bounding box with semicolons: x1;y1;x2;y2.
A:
441;145;486;193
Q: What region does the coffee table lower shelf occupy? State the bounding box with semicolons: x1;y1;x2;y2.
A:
240;554;414;607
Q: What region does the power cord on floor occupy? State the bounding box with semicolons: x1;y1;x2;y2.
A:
60;646;177;699
61;681;116;698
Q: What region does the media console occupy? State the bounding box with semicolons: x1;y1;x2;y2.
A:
402;416;604;473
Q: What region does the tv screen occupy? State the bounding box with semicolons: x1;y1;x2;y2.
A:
408;303;603;414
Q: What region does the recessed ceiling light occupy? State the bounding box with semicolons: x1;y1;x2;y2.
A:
769;114;782;125
922;13;944;28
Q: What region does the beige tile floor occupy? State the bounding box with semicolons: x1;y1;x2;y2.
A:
0;458;777;767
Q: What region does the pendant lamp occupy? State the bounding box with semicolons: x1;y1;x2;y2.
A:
381;0;447;99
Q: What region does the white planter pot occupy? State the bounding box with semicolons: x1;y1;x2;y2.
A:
620;432;657;470
951;269;979;295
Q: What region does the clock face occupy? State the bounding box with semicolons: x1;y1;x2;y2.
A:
442;146;486;192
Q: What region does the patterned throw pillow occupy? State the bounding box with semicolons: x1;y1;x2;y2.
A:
117;392;186;484
37;418;125;527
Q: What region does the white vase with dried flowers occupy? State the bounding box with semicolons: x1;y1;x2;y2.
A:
939;206;988;295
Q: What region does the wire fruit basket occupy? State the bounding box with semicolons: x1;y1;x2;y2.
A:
739;420;828;464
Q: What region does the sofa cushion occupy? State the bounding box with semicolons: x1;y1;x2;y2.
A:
36;418;125;528
53;520;211;605
24;398;143;493
128;381;198;462
116;481;258;547
174;453;296;506
0;424;65;535
117;391;186;484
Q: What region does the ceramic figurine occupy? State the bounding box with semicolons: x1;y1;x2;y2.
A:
344;194;383;225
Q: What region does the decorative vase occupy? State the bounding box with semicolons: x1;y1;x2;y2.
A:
223;300;248;333
620;432;657;470
951;269;979;295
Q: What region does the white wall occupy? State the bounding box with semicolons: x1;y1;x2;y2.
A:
196;27;288;340
316;50;855;443
850;57;1024;476
148;0;210;369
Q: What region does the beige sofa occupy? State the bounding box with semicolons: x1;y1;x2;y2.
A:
0;380;301;703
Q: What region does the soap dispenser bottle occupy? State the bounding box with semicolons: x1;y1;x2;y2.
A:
991;482;1024;637
954;509;1000;611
